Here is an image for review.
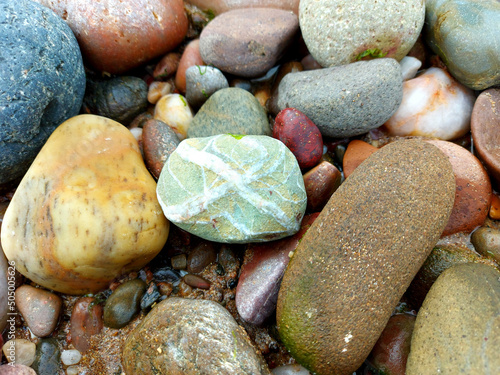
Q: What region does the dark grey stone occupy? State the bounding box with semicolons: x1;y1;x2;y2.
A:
31;338;61;375
0;0;85;184
277;58;403;138
185;65;229;108
187;87;271;138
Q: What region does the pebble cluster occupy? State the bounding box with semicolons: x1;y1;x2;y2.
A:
0;0;499;374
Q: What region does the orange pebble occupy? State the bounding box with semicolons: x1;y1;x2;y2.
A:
490;193;500;219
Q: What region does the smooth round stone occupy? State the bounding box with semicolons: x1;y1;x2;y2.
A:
142;119;180;179
70;297;104;353
153;52;181;80
299;0;424;67
0;364;37;375
367;314;416;375
199;8;299;78
154;94;194;141
277;59;403;138
185;65;229;108
407;263;500;374
2;339;36;366
187;242;217;273
157;134;307;243
427;140;492;236
384;68;476;140
272;364;311;375
103;279;147;329
175;39;204;94
185;0;299;15
31;338;61;375
183;274;211;289
236;213;318;325
342;140;378;179
425;0;500;90
61;349;82;366
303;161;342;213
490;193;500;219
147;81;172;105
399;56;422;81
188;88;271;137
15;285;62;337
123;297;271;374
276;139;455;375
471;89;500;189
471;227;500;263
0;115;169;294
0;0;85;184
35;0;188;74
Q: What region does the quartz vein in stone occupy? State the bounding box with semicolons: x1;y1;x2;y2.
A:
157;134;307;243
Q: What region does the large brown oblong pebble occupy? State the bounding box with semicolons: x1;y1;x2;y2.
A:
0;115;169;294
471;88;500;190
427;140;492;236
35;0;188;74
276;139;456;375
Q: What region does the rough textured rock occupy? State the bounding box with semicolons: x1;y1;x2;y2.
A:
188;88;271;138
407;263;500;374
185;0;299;15
471;89;500;190
277;59;403;138
122;297;272;374
35;0;188;74
425;0;500;90
15;285;62;337
0;115;169;294
199;8;299;78
185;65;229;108
427;140;491;236
0;0;85;184
276;139;456;375
299;0;424;67
157;134;306;243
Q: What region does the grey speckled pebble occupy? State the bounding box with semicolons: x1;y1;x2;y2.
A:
277;58;403;138
187;87;271;138
185;65;229;108
0;0;85;184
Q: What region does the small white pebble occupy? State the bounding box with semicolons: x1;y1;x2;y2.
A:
129;127;143;143
66;365;82;375
399;56;422;81
61;349;82;366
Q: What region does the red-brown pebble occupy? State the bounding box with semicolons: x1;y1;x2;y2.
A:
490;193;500;220
175;39;204;94
471;88;500;190
342;139;378;178
303;161;342;213
153;52;181;80
273;108;323;170
70;297;104;353
142;119;180;179
427;140;492;236
183;274;211;289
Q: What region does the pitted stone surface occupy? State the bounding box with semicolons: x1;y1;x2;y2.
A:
157;134;307;243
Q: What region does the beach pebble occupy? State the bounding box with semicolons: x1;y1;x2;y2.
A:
342;140;378;179
70;297;104;353
185;0;299;15
185;65;229;108
154;94;194;141
142;119;180;179
2;339;36;366
31;338;61;375
303;161;342;213
399;56;422;81
103;279;147;329
175;39;204;94
0;364;37;375
61;350;82;366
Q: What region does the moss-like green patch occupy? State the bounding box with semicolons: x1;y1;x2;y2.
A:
227;134;246;140
356;48;387;61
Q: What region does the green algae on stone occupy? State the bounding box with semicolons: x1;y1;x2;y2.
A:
276;139;456;375
407;263;500;374
156;134;307;243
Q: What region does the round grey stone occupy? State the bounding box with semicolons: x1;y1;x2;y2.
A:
187;87;271;138
425;0;500;90
185;65;229;108
0;0;86;184
299;0;424;67
277;58;403;138
157;134;307;243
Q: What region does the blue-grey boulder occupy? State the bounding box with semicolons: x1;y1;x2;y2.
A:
277;58;403;138
0;0;85;184
425;0;500;90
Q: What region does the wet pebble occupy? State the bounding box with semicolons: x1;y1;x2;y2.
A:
183;274;211;289
103;279;147;329
153;52;181;80
154;93;194;141
303;161;342;213
200;8;298;78
188;87;271;137
399;56;422;81
272;364;311;375
185;0;300;15
15;285;62;337
2;339;36;366
31;338;61;375
152;267;182;284
471;227;500;263
342;140;378;179
490;193;500;220
187;242;217;273
140;282;161;310
60;349;82;366
273;108;323;170
175;39;204;94
69;297;104;353
0;364;37;375
142;119;180;179
147;81;172;105
171;254;187;270
185;65;229;108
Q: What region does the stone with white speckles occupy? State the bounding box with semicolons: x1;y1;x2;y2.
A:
157;134;307;243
